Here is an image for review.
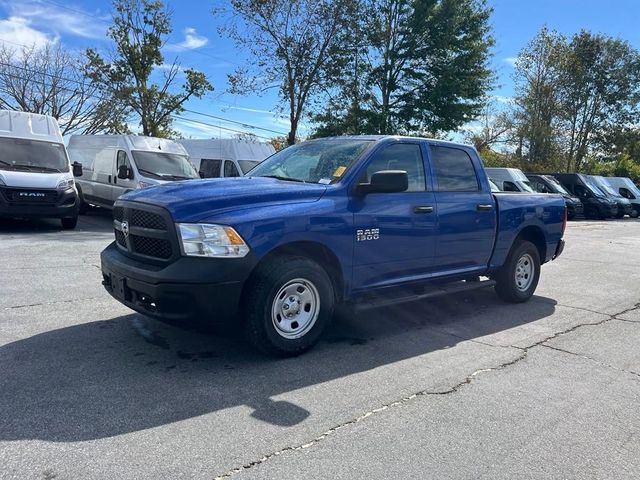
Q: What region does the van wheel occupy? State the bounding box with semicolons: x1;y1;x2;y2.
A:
494;240;540;303
632;209;639;218
242;256;334;357
61;216;78;230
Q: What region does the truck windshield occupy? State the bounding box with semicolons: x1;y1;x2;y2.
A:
249;139;373;183
131;151;199;180
238;160;260;174
0;137;68;173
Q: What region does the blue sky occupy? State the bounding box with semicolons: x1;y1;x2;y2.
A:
0;0;638;140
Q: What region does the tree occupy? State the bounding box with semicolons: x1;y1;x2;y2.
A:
559;32;640;171
88;0;213;137
0;44;128;135
218;0;358;145
313;0;495;137
511;27;565;168
511;28;640;172
464;99;515;152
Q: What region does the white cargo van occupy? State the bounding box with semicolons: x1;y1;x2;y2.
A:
0;110;80;229
69;135;199;210
603;176;640;217
177;138;275;178
485;167;535;193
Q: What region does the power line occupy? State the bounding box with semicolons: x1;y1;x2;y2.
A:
173;115;272;140
184;108;287;136
0;61;285;138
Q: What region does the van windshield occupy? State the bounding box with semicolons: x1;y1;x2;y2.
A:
131;151;199;180
543;176;570;195
582;176;607;198
0;138;68;173
249;139;373;183
592;178;620;197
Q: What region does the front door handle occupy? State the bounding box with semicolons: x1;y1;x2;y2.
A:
414;205;434;214
477;204;493;211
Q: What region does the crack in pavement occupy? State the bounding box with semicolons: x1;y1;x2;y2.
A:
541;343;640;380
211;302;640;479
3;296;105;311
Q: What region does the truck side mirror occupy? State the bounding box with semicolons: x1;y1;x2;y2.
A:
72;161;83;177
357;170;408;195
117;164;131;180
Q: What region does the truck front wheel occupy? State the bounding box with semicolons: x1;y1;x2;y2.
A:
242;256;335;356
494;240;540;303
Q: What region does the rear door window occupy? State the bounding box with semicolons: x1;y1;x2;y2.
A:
430;146;479;191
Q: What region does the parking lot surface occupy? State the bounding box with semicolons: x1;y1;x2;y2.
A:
1;211;639;479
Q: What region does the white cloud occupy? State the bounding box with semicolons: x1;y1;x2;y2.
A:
1;0;109;40
166;27;208;51
0;16;55;50
503;57;517;67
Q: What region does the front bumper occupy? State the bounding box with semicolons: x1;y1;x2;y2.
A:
101;242;256;323
566;202;583;217
0;187;78;219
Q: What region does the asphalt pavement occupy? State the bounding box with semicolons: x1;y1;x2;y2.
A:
1;210;639;480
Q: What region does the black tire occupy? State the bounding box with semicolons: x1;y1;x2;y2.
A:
615;211;625;219
494;240;541;303
77;186;89;215
61;216;78;230
632;209;639;219
242;256;335;357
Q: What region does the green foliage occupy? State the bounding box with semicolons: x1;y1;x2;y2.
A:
512;28;640;172
87;0;213;138
219;0;358;145
312;0;494;137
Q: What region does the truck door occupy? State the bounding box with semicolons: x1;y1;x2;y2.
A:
352;142;437;289
112;150;137;202
430;145;496;274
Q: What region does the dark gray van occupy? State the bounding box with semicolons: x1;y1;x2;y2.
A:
526;174;583;219
552;173;618;219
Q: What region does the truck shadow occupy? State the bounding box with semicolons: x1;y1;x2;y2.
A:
0;291;556;442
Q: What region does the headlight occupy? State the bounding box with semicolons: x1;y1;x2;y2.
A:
56;178;74;189
138;181;154;189
177;223;249;258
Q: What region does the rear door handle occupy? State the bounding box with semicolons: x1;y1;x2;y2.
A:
414;205;434;214
477;204;493;211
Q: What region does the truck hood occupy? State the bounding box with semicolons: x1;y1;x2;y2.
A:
121;176;328;222
0;169;72;189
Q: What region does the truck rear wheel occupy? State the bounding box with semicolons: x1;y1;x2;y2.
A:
494;240;540;303
242;256;335;356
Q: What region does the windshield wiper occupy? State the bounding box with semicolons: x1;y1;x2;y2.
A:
261;175;306;183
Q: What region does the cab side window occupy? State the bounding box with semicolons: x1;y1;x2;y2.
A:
533;181;550;193
364;143;426;192
620;188;635;199
431;146;479;192
200;159;221;178
224;160;240;177
116;151;131;171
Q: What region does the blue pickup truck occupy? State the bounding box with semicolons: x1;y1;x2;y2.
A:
101;136;566;356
